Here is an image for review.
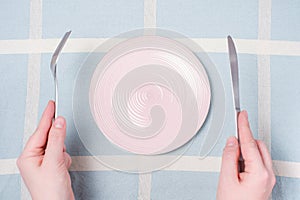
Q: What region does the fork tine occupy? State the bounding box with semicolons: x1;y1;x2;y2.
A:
50;30;72;68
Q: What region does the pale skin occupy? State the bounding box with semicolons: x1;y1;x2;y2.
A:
17;101;74;200
217;111;276;200
17;101;275;200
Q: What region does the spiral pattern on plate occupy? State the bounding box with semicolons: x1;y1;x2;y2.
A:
89;36;211;155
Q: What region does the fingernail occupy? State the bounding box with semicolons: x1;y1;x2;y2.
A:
226;136;236;146
54;117;65;128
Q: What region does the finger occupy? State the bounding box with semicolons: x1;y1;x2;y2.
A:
256;140;274;173
23;101;54;153
64;152;72;169
43;117;66;164
36;100;55;135
219;136;240;184
238;110;264;172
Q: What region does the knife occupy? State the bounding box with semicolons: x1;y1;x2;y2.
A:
227;35;245;172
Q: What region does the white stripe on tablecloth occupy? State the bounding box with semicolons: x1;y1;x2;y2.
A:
1;38;300;55
138;173;152;200
258;0;272;198
68;156;221;172
272;160;300;178
138;1;157;199
2;156;300;178
21;0;43;199
258;0;272;149
144;0;156;28
0;159;19;175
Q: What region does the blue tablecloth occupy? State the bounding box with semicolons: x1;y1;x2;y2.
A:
1;0;300;199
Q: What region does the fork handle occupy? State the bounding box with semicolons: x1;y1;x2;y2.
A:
54;76;58;119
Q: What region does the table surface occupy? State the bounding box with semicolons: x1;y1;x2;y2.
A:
1;0;300;199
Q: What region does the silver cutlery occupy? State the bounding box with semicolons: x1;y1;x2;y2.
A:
50;31;71;119
228;35;245;172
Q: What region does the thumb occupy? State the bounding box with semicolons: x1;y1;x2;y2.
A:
43;117;66;165
219;137;239;184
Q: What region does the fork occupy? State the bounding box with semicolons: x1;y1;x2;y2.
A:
50;31;72;119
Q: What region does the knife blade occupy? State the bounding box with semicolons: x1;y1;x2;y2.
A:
228;36;240;114
227;35;245;172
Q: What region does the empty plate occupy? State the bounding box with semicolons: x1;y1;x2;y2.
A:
73;29;225;173
89;35;211;155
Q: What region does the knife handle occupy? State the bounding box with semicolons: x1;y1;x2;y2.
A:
238;151;245;172
237;133;245;172
236;111;245;172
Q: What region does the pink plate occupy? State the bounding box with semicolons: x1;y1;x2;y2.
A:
89;35;211;155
